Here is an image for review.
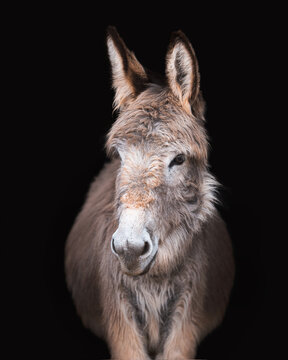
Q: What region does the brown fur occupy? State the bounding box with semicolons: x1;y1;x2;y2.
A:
65;28;234;359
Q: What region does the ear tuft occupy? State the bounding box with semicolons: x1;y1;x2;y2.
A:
107;26;148;109
166;30;200;112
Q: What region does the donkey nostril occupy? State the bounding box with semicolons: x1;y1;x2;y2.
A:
111;237;118;254
141;241;150;256
112;237;150;258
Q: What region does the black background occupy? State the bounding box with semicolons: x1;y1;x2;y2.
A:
4;4;284;359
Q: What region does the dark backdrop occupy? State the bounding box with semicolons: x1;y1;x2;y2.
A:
4;4;283;359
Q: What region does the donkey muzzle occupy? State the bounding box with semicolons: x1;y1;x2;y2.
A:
111;219;158;276
112;236;151;258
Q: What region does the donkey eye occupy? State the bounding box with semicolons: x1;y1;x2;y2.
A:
169;154;186;167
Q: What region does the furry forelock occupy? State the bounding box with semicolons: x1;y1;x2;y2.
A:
106;84;208;163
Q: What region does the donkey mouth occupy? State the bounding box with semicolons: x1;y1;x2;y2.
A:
118;250;158;276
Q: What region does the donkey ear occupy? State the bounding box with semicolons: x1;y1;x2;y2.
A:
107;26;148;109
166;30;200;112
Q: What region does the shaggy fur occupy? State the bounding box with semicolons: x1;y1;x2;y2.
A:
65;27;234;359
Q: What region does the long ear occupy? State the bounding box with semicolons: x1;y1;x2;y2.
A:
166;30;200;113
107;26;148;110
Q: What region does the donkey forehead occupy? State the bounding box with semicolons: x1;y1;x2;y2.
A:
120;148;164;180
107;115;207;161
106;86;208;161
120;144;167;166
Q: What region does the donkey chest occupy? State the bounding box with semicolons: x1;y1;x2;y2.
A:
124;280;181;351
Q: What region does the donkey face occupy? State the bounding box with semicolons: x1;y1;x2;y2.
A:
106;27;216;276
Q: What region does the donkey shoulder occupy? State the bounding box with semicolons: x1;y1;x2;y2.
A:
201;213;235;330
65;159;120;338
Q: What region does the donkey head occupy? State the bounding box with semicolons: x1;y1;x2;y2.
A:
106;27;217;276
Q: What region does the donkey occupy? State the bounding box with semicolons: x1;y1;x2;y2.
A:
65;26;234;360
